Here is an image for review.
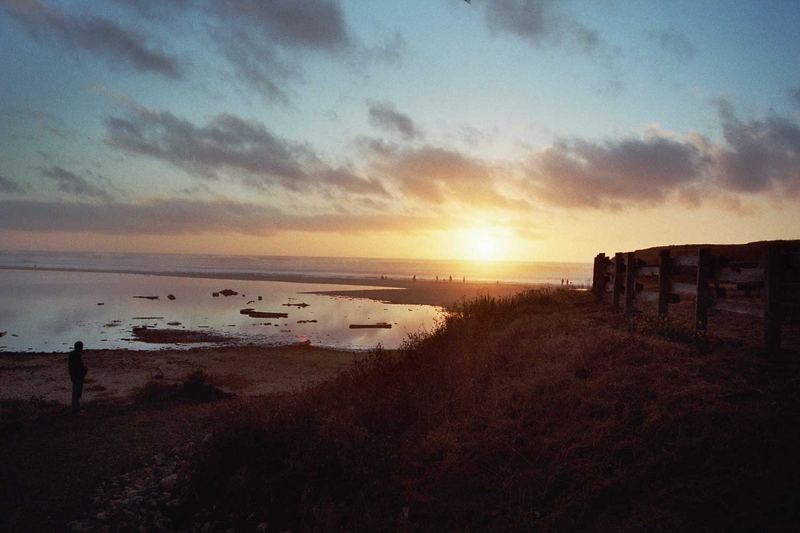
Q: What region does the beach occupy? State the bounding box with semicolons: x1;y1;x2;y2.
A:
0;268;540;404
1;263;540;305
0;345;365;404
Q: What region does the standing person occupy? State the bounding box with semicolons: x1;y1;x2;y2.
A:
68;341;88;414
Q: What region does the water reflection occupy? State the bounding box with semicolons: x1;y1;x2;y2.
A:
0;270;444;352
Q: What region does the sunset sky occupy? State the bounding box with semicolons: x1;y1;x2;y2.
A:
1;0;799;262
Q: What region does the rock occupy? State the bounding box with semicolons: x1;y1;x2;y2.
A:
212;292;219;297
95;511;110;522
257;296;262;301
67;520;91;532
218;289;238;296
160;473;178;491
167;294;176;300
256;522;269;532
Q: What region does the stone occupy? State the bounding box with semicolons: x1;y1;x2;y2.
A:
160;473;178;491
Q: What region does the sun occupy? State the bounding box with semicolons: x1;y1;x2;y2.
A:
463;227;506;262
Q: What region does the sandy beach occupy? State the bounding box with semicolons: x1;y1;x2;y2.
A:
0;345;365;404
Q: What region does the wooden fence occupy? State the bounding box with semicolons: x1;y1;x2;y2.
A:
591;242;800;352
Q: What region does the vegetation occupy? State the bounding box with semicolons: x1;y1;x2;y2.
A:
181;290;800;531
134;370;231;405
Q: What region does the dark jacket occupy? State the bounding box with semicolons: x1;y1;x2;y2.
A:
68;351;88;382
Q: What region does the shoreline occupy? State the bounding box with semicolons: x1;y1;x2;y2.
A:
0;265;542;306
0;344;365;404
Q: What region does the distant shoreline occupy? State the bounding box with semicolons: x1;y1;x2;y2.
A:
0;265;541;306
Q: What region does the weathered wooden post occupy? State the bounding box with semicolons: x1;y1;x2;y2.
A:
624;252;636;316
592;253;607;301
695;247;711;332
763;243;782;354
612;252;624;311
657;249;671;317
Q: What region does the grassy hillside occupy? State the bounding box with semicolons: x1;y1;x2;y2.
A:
181;290;800;531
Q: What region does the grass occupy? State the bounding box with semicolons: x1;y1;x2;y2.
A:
180;289;800;531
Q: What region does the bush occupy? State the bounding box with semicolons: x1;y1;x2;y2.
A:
180;290;800;531
134;370;230;405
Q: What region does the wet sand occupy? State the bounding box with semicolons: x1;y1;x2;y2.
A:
0;265;537;306
307;279;537;306
0;345;364;404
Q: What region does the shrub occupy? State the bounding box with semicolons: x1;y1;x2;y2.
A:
134;370;230;405
180;290;800;531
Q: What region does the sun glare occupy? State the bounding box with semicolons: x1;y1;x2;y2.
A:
463;227;507;262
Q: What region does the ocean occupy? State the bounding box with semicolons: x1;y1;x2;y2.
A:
0;250;592;285
0;251;591;353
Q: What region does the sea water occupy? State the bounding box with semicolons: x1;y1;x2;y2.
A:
0;270;443;352
0;250;592;285
0;252;592;352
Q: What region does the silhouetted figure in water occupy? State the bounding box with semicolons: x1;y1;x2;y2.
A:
68;341;88;414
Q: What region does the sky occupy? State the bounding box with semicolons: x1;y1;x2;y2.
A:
1;0;799;262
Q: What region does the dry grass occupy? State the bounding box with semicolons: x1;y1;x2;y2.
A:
183;290;800;531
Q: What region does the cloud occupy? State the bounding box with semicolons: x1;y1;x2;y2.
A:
366;142;528;210
712;97;800;193
214;0;350;51
0;174;26;194
2;0;182;78
104;104;386;196
522;100;800;208
112;0;194;21
0;199;447;235
208;0;354;103
368;101;422;140
365;31;407;66
40;166;114;200
482;0;600;52
206;0;405;103
790;87;800;108
648;28;695;61
524;136;709;208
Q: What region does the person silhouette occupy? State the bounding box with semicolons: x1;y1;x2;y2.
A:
68;341;88;414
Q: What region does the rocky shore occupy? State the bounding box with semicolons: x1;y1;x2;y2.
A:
68;438;201;533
